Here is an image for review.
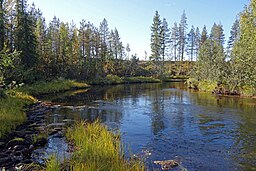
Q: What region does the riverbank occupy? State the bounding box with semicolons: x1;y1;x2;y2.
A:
187;78;256;97
0;79;89;139
0;79;146;170
89;75;188;85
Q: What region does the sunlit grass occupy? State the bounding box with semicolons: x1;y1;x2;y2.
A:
91;75;161;85
0;92;35;138
124;76;161;83
45;121;144;171
0;79;88;139
17;79;89;96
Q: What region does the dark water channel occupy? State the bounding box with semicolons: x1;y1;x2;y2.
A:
39;82;256;171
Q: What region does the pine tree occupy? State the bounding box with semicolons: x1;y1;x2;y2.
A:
99;18;110;76
126;43;131;60
194;27;200;60
171;22;179;61
178;10;187;61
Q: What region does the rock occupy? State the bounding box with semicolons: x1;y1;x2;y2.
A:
34;137;47;147
6;138;26;148
154;160;179;170
0;141;5;148
21;148;32;158
13;145;25;151
53;132;63;138
29;144;34;150
13;151;22;157
0;157;12;165
47;123;66;128
22;159;33;164
48;130;59;136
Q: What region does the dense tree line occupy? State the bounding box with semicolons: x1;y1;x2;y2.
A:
0;0;149;86
150;0;255;94
194;0;255;94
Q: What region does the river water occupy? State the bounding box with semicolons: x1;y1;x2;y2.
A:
40;82;256;171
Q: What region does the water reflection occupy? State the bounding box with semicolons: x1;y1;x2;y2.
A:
41;82;256;170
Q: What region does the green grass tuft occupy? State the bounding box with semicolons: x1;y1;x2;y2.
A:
46;120;144;171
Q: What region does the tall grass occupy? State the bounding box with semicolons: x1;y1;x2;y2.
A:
45;121;144;171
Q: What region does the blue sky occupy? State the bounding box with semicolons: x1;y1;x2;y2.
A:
27;0;250;58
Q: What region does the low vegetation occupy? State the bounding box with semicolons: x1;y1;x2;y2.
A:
17;79;89;96
45;121;144;171
90;75;161;85
0;92;35;138
0;79;88;139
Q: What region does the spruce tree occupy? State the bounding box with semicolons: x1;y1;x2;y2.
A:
187;25;196;61
14;0;38;70
160;18;171;62
200;25;208;47
150;11;161;61
231;0;256;88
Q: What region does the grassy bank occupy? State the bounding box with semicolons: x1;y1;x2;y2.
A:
187;78;256;97
0;79;89;139
0;91;36;138
90;75;161;85
45;121;144;171
162;75;188;82
17;79;89;96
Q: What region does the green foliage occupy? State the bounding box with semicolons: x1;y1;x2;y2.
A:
0;45;20;85
230;0;256;90
193;23;226;83
198;80;218;92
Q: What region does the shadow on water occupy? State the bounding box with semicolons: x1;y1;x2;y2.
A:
39;82;256;170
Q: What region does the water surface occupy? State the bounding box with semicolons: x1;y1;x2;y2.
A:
41;83;256;170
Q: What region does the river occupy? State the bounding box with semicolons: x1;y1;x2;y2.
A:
38;82;256;171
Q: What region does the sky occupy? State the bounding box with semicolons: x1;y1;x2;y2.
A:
27;0;250;58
